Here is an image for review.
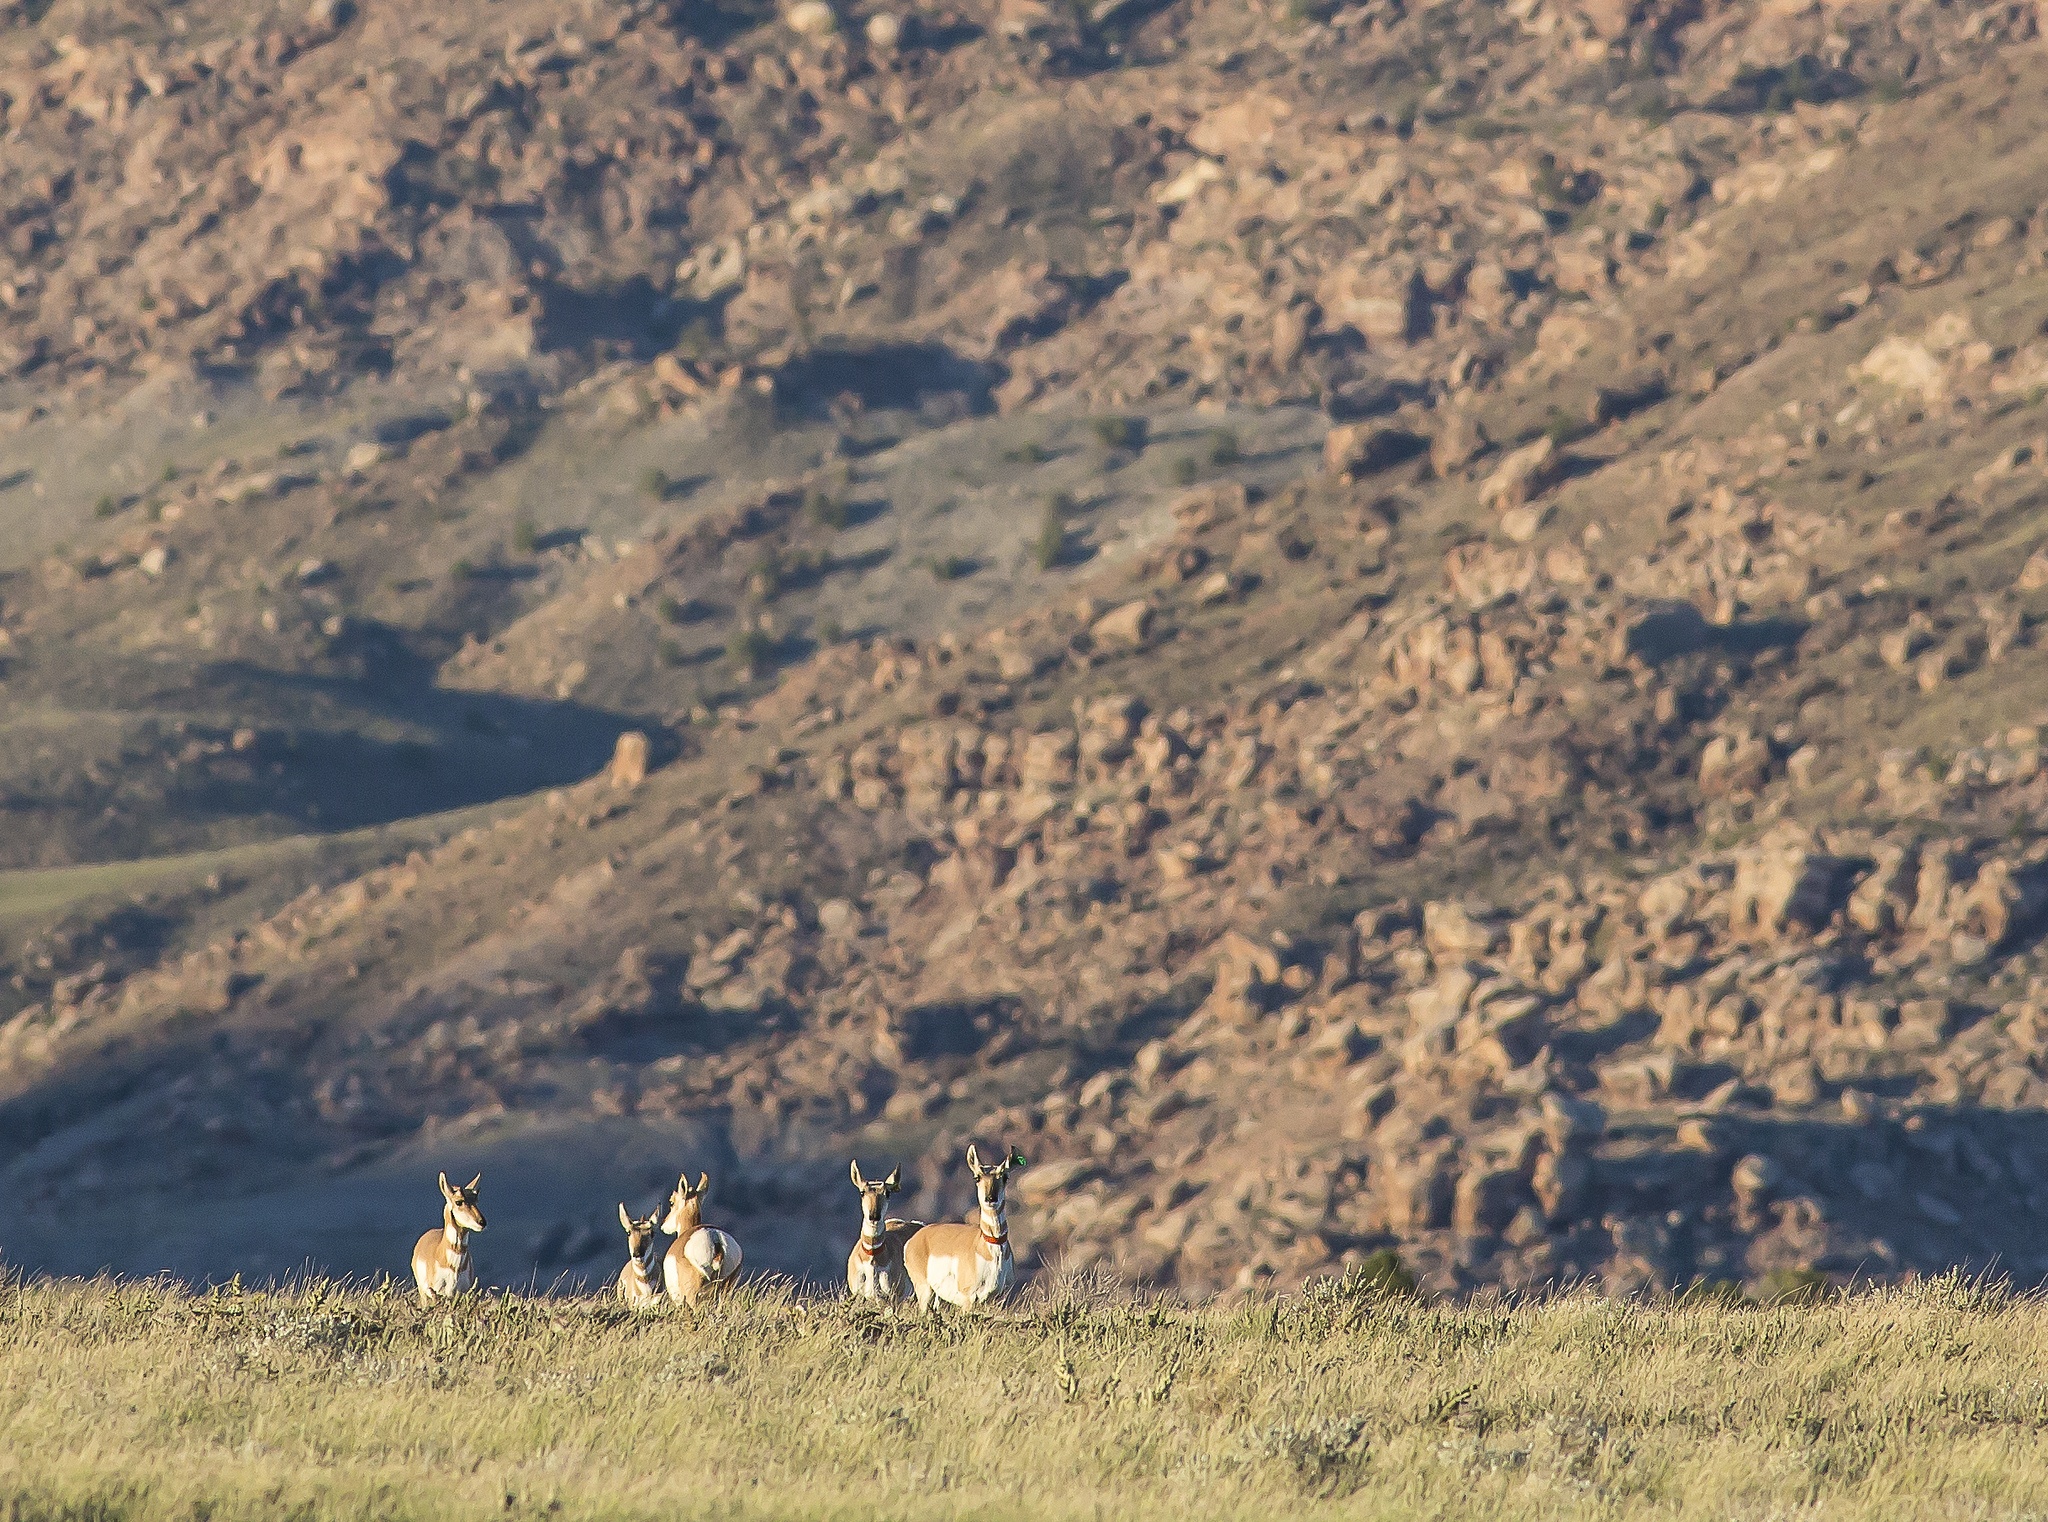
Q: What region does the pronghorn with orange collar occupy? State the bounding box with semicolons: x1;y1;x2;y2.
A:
660;1170;743;1307
846;1160;922;1303
412;1172;484;1306
903;1145;1025;1313
615;1203;664;1309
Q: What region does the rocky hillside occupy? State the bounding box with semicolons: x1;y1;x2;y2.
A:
4;0;2048;1298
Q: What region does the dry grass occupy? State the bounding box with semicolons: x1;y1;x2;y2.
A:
3;1270;2048;1519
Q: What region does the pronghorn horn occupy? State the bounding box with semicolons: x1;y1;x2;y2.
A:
619;1202;633;1231
696;1171;709;1196
850;1158;866;1189
466;1174;481;1193
884;1165;902;1193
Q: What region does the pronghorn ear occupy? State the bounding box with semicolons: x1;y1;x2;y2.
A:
619;1202;633;1231
850;1158;865;1188
466;1174;481;1194
966;1143;984;1177
438;1171;454;1199
884;1166;902;1193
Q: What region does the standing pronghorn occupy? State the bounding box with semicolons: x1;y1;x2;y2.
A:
615;1203;664;1309
412;1172;485;1306
902;1145;1025;1314
846;1160;922;1303
660;1170;743;1307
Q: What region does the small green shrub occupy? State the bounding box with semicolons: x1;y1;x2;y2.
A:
93;495;117;519
726;625;771;673
1208;428;1242;466
451;558;476;581
1034;498;1069;572
642;468;670;500
1003;441;1050;465
1170;455;1198;486
659;638;686;668
805;491;848;530
1346;1249;1419;1300
512;517;539;555
1759;1268;1829;1306
929;555;969;581
1091;415;1139;450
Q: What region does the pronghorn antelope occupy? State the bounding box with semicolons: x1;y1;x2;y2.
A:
412;1172;485;1306
903;1145;1025;1314
615;1203;664;1309
846;1159;922;1303
660;1170;743;1307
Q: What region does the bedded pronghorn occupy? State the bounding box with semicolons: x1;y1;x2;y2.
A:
660;1170;743;1307
846;1159;922;1303
902;1144;1025;1313
615;1203;664;1309
411;1172;485;1306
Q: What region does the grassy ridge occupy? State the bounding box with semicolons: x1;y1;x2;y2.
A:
2;1271;2046;1520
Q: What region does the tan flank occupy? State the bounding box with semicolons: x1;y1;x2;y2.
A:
614;1203;664;1309
902;1144;1025;1314
846;1159;922;1303
411;1172;484;1307
659;1170;743;1307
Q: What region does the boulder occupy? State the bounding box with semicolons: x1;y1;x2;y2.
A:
1324;424;1427;480
1091;599;1155;649
1480;437;1563;511
607;731;651;789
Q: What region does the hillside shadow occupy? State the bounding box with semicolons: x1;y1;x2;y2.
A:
771;343;1004;421
184;659;636;831
1590;1103;2048;1289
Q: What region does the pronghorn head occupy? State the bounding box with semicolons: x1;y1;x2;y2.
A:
619;1202;661;1265
662;1171;710;1236
438;1172;486;1232
850;1159;902;1228
966;1144;1026;1215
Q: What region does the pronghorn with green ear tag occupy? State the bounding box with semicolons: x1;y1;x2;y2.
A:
903;1144;1026;1313
615;1203;664;1309
847;1159;922;1303
412;1172;484;1306
660;1170;743;1307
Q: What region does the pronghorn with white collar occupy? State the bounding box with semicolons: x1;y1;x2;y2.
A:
846;1159;922;1303
615;1203;664;1309
903;1144;1025;1314
660;1170;743;1307
411;1172;485;1306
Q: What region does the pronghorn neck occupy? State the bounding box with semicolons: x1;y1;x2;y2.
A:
636;1238;661;1276
442;1205;470;1251
856;1212;887;1258
979;1197;1009;1251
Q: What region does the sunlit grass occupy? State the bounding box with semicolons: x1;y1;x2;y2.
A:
1;1270;2045;1519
